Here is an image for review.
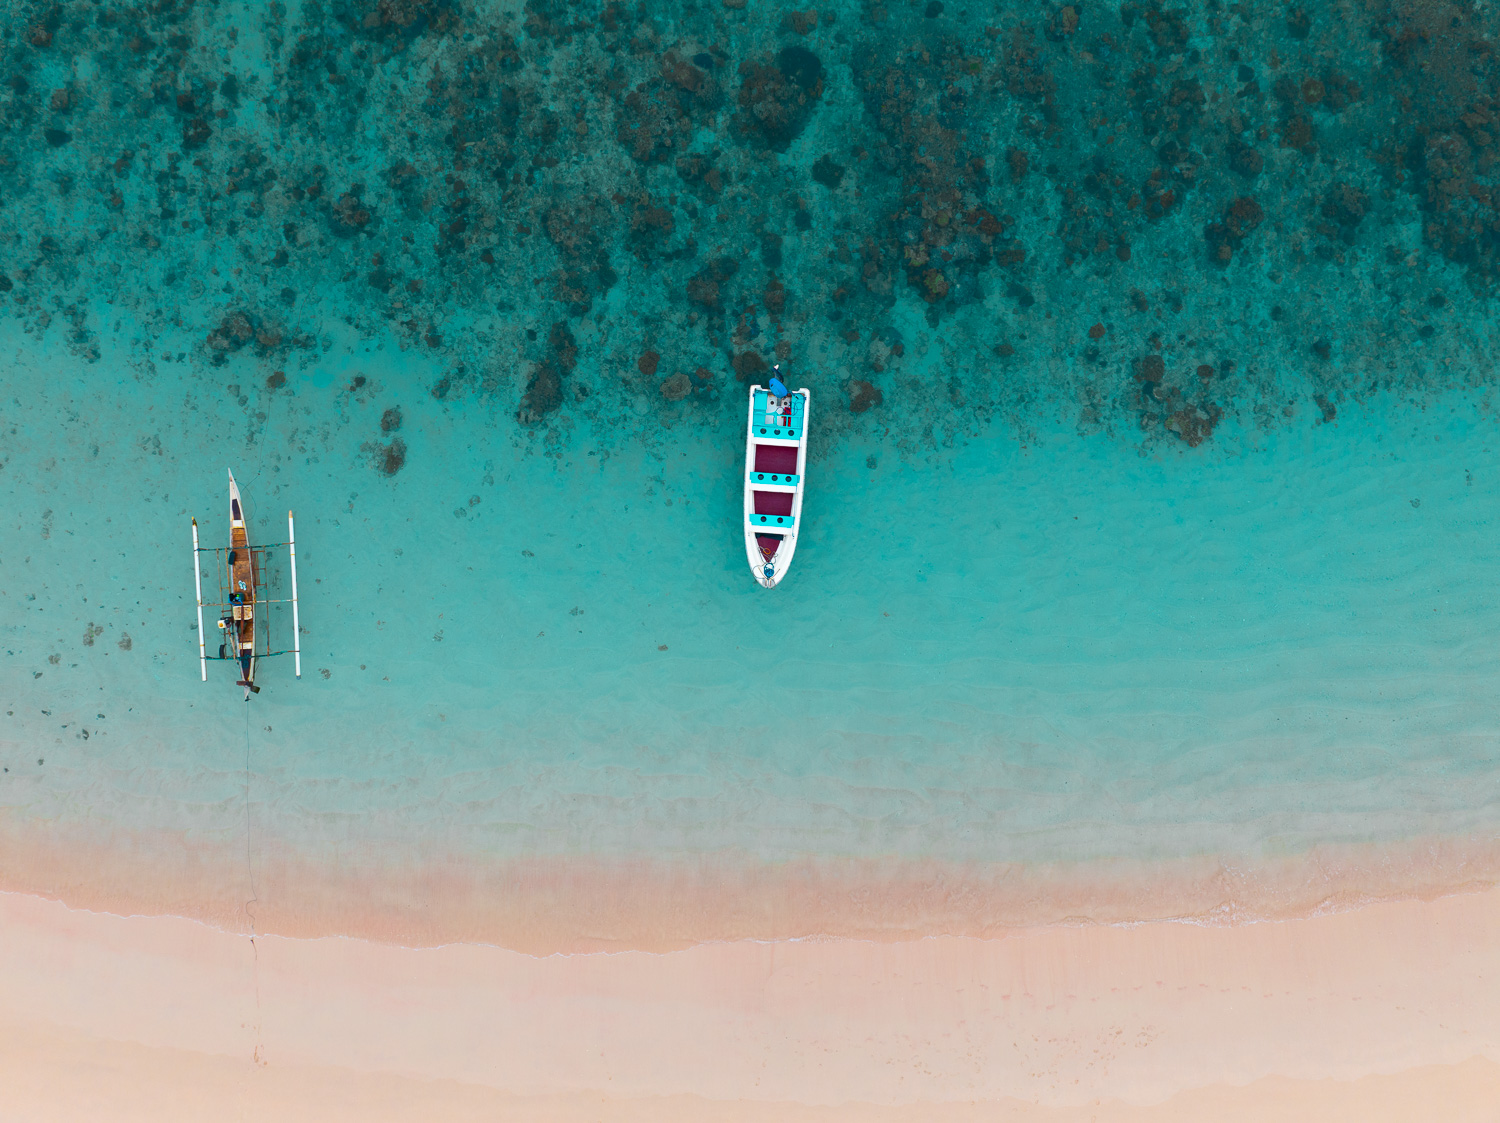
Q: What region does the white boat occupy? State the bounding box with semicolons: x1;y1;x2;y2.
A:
743;374;810;588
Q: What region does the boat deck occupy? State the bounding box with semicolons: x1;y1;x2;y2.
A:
744;384;809;587
749;402;803;530
750;390;806;441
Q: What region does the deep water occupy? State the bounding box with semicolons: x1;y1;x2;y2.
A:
3;0;1500;919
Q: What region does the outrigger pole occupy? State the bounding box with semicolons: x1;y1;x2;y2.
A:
288;511;301;679
191;518;207;681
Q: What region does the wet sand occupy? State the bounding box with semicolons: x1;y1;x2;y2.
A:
5;812;1500;952
3;884;1498;1118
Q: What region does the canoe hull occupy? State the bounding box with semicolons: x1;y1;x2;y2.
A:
227;470;258;697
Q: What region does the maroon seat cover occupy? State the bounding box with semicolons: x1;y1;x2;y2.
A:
753;490;794;516
753;444;800;475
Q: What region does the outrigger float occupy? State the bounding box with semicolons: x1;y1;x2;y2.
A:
743;367;810;588
192;469;301;700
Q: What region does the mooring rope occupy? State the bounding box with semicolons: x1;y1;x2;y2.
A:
243;701;259;930
243;700;265;1064
244;376;276;495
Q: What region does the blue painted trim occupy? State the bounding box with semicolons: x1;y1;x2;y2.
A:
749;512;797;529
749;472;801;486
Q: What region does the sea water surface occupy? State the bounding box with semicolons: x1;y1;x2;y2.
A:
2;0;1500;947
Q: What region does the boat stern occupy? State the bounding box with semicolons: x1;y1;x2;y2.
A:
237;649;258;698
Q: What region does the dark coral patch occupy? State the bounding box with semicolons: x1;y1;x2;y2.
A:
686;257;739;311
204;311;294;362
1205;197;1264;263
543;203;617;316
732;47;824;151
732;350;768;381
369;437;407;476
616;50;722;165
847;379;883;413
516;322;578;423
1166;402;1222;447
1321;183;1369;232
330;187;375;236
763;278;788;315
518;361;562;422
676;153;727;199
1227;140;1262;179
1133;354;1165;383
812;154;846;189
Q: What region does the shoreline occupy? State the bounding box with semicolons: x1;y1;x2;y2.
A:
2;884;1498;1117
3;816;1498;953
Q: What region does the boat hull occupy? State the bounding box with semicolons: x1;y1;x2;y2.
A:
743;385;810;588
227;470;258;697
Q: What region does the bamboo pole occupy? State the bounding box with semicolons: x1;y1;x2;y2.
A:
191;519;207;681
288;511;301;679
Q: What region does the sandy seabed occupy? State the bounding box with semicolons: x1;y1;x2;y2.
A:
3;884;1499;1120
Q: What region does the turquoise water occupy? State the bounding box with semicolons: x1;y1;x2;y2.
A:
3;0;1500;923
4;315;1499;887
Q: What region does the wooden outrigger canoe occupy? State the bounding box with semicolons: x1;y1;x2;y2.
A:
226;471;259;694
192;469;301;700
743;372;810;588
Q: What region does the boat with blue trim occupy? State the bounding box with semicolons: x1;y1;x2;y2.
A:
743;368;809;588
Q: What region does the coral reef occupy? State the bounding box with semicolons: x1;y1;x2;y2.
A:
1;0;1498;460
518;323;577;423
732;47;824;151
365;436;407;476
659;371;692;401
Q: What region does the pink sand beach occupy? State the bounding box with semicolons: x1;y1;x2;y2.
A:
3;851;1499;1119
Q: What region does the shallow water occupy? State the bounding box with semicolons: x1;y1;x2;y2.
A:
4;316;1499;891
2;0;1500;938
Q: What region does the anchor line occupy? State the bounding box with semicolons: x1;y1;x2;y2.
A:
243;702;259;926
244;379;276;494
243;703;265;1064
